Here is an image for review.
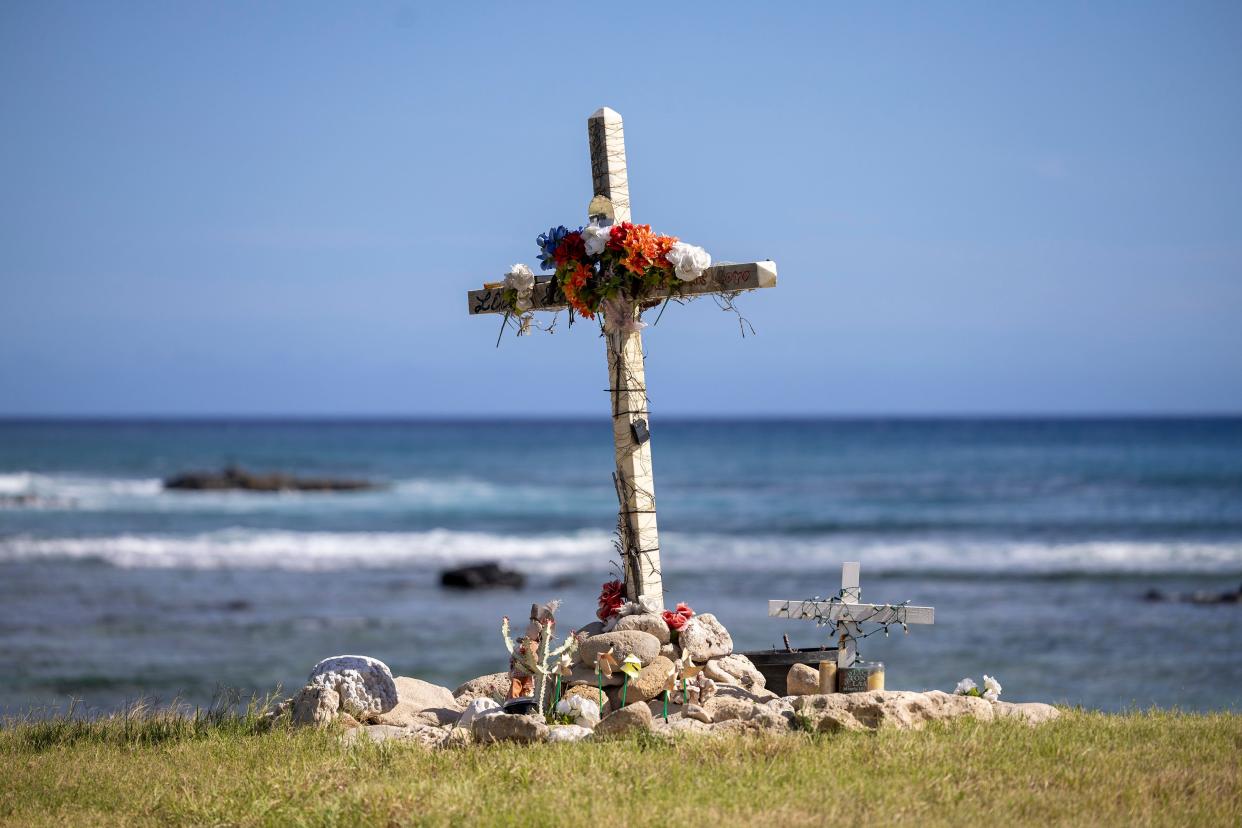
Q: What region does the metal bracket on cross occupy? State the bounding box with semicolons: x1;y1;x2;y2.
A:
768;562;935;668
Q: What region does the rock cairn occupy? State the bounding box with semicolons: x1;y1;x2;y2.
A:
273;610;1058;749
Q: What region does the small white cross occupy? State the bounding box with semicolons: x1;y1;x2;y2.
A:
769;562;935;668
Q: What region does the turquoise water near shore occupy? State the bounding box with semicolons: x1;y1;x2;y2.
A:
1;418;1240;714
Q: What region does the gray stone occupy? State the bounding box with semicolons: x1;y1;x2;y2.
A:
614;613;671;644
659;642;678;660
375;677;460;727
678;613;733;661
578;630;661;669
703;695;758;723
595;702;653;738
684;703;713;723
786;663;820;696
564;663;622;688
704;654;765;691
395;676;457;710
472;713;549;745
575;620;605;637
452;672;510;704
307;655;398;719
291;685;339;726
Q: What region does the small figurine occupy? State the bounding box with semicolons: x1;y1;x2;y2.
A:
501;600;581;710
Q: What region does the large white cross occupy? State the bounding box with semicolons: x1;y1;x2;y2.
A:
467;107;777;611
769;562;935;668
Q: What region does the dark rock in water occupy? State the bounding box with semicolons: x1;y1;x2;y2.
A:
1142;584;1242;605
440;562;525;590
164;466;376;492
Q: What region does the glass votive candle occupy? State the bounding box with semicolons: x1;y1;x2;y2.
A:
838;661;885;693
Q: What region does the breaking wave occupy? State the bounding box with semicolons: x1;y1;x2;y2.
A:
2;528;1240;576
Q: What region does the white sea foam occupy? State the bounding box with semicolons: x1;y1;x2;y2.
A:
1;529;1240;575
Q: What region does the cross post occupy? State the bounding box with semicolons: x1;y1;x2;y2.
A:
769;562;935;669
467;107;778;611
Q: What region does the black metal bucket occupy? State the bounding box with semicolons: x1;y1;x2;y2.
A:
741;647;838;696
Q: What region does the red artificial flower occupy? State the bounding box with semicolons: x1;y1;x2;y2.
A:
662;609;688;631
596;579;625;621
674;602;695;620
553;231;586;267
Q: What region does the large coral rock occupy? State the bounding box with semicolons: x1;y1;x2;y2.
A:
291;685;339;726
793;690;998;732
614;613;671;644
627;656;675;705
473;713;549;745
705;654;766;691
678;614;733;661
786;663;820;696
703;694;759;723
452;672;510;704
595;702;653;738
547;724;593;743
994;701;1061;726
578;630;661;669
341;723;451;749
307;655;398;719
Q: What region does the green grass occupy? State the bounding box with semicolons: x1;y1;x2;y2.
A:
2;706;1238;827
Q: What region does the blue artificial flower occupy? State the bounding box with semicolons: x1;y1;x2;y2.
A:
537;225;570;271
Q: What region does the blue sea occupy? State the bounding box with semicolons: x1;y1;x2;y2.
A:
1;418;1240;715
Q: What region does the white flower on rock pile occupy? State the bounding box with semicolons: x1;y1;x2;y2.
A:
582;223;610;256
666;241;711;281
954;677;977;695
982;674;1003;702
556;694;600;728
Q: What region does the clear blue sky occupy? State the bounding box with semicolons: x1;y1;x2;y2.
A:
2;2;1239;416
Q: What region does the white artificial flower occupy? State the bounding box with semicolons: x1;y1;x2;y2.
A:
556;694;599;728
582;223;610;256
983;674;1002;698
504;263;536;312
954;677;977;695
982;689;999;703
666;241;711;281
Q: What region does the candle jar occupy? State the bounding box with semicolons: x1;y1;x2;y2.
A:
838;661;885;693
817;660;838;694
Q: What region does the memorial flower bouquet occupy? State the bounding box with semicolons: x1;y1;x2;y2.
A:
506;222;710;323
954;674;1003;702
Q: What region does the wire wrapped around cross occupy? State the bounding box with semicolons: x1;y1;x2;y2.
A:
783;590;917;661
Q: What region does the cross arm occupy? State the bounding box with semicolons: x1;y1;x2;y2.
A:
466;260;777;316
768;600;935;626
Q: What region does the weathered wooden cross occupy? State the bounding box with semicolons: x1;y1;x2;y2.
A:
467;107;777;612
769;562;935;668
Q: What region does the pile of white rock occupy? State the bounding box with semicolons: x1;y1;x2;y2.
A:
273;612;1059;748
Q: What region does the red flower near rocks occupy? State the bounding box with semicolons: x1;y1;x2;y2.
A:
662;610;688;631
662;602;695;631
596;579;625;622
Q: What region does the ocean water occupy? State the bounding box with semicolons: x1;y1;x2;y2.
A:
1;418;1240;715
